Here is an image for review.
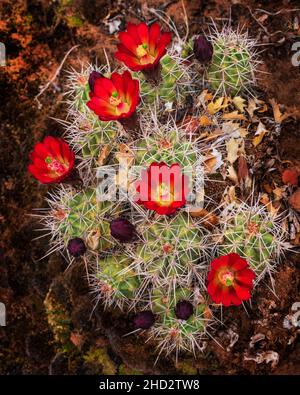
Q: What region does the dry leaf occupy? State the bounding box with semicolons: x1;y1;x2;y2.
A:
289;188;300;212
199;115;212;126
273;187;283;200
247;98;268;118
233;96;246;113
223;185;237;204
207;97;227;114
260;193;279;216
70;332;84;348
238;155;251;189
222;121;248;138
189;208;219;229
260;193;270;205
97;144;110;166
246;98;258;118
197;89;213;108
203;148;223;174
86;229;101;250
252;122;268;147
222;111;246;121
282;168;299;186
270;98;300;123
227;165;238;183
115;144;135;167
226;138;244;164
244;351;279;369
180;116;200;135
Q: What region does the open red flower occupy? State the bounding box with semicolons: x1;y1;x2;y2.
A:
115;22;172;71
86;71;140;121
28;136;75;184
207;253;256;307
134;162;190;215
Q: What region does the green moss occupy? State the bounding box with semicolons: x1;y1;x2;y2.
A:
84;347;117;375
44;286;74;353
66;15;84;28
119;364;143;375
176;360;198;375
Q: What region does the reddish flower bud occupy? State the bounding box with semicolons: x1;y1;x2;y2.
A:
207;253;256;307
67;237;87;257
133;311;155;329
115;22;172;72
193;36;213;63
174;300;194;320
87;71;140;122
110;218;137;243
28;136;75;184
88;71;102;92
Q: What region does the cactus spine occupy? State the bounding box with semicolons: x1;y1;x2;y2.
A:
92;255;140;308
217;202;287;277
207;27;258;95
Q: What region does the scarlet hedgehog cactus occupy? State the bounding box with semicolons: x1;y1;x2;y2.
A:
135;162;190;215
205;25;259;95
207;253;255;306
32;14;292;364
115;22;172;74
216;202;290;280
28;136;76;184
86;71;140;122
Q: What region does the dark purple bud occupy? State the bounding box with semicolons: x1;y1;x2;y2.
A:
110;218;137;243
88;71;102;92
133;311;155;330
67;237;86;257
193;36;213;63
174;300;194;320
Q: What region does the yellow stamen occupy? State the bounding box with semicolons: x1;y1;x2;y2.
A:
136;44;148;58
219;270;234;287
109;96;122;106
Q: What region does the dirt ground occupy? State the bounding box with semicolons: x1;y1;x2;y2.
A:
0;0;300;375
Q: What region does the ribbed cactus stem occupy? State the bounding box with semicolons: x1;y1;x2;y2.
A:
218;203;286;276
135;54;189;107
207;27;258;95
92;255;140;308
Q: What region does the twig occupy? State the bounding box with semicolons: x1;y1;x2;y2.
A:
255;8;300;16
34;44;80;108
247;6;285;37
181;0;189;42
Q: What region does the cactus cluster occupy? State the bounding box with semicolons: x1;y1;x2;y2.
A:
131;213;208;288
44;187;117;254
206;26;258;95
216;202;288;279
135;53;196;109
32;18;291;362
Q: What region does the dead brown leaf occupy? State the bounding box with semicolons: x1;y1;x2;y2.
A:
189;208;219;229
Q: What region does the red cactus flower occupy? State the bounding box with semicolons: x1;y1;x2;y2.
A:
86;71;140;121
134;162;190;215
207;253;256;307
115;22;172;72
28;136;75;184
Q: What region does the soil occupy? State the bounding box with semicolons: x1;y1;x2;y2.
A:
0;0;300;375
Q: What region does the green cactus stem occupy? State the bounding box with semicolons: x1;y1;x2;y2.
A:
207;28;257;95
93;255;140;305
135;55;189;108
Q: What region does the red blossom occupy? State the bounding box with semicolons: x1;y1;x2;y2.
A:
207;253;256;307
115;22;172;72
134;162;190;215
86;71;140;122
28;136;75;184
